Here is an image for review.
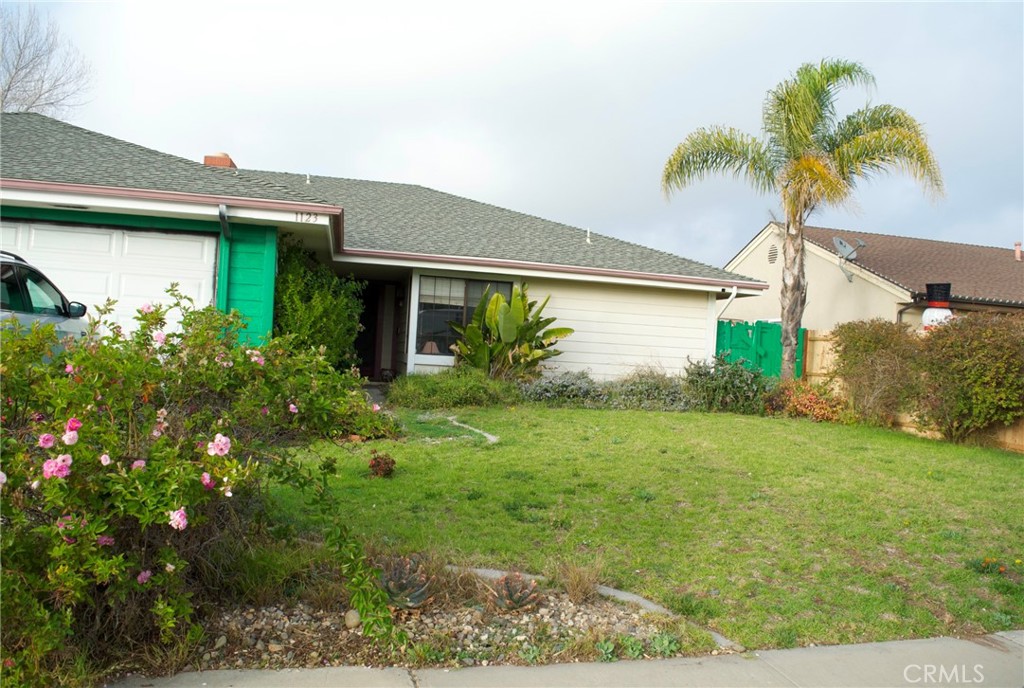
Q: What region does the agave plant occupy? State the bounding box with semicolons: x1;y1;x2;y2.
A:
449;283;573;381
379;555;433;609
490;571;542;611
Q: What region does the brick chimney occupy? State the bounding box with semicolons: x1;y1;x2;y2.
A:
1015;241;1022;262
204;152;237;169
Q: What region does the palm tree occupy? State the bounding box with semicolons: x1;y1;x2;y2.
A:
662;59;943;379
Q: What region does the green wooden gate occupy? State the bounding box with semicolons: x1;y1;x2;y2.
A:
715;320;805;378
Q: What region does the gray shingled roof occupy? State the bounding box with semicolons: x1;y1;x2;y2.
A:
801;224;1024;307
0;113;761;285
0;113;326;205
248;170;757;283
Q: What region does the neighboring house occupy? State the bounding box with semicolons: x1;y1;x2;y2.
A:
721;222;1024;331
0;113;766;380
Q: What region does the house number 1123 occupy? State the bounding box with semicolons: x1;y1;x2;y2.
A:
294;212;319;223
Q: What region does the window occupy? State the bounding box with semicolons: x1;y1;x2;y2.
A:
22;268;66;315
417;276;512;355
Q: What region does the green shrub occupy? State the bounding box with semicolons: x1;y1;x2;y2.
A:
830;319;921;426
916;313;1024;443
386;367;522;409
273;235;365;368
682;355;775;415
604;367;687;411
0;288;395;685
521;370;606;406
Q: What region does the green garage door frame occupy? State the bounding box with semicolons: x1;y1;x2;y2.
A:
716;319;805;379
0;206;277;344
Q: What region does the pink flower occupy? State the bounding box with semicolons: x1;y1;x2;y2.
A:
131;460;146;471
42;455;72;479
140;303;154;314
97;535;115;547
206;433;231;457
38;433;55;449
0;471;6;490
260;406;269;416
65;418;82;432
65;363;75;374
201;472;216;490
153;331;166;346
372;403;381;413
62;430;78;446
137;570;152;584
289;403;299;414
99;453;111;466
247;349;265;365
168;507;188;531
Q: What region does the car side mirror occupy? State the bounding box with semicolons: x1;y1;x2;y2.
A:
67;302;87;318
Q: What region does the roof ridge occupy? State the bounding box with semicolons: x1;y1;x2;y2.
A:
802;223;1014;252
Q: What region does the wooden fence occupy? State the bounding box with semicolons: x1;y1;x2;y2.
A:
802;330;1024;454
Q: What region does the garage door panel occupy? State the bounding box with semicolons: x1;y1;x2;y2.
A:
122;232;215;264
29;226;118;256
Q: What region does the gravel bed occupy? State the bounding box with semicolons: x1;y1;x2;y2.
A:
196;591;682;671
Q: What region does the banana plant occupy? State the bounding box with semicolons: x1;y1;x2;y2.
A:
449;283;573;380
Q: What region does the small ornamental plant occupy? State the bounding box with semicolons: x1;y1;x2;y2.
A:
490;571;542;611
378;554;433;609
369;449;396;478
0;285;398;685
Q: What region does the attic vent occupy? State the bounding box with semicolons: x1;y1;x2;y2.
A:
767;244;779;264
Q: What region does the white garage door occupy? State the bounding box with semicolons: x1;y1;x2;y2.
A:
1;221;218;334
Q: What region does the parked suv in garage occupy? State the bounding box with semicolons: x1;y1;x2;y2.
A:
0;251;88;340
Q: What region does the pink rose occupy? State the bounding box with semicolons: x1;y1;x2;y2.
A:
131;460;146;471
99;453;112;466
153;331;166;346
0;471;6;490
65;418;82;432
372;403;381;413
62;430;78;446
97;535;115;547
42;455;72;479
206;434;231;457
38;433;55;449
289;403;299;414
168;507;188;531
137;570;152;584
140;303;154;314
201;472;216;490
65;363;75;374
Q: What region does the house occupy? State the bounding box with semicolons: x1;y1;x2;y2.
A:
0;113;766;380
720;222;1024;331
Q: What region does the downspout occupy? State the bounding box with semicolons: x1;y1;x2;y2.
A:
218;204;232;240
719;286;738;317
896;294;921;324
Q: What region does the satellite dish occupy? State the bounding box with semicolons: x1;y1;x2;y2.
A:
832;236;867;283
833;236;859;260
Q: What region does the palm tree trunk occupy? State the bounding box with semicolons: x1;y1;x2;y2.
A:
779;220;807;380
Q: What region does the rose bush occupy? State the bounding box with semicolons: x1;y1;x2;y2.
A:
0;286;396;686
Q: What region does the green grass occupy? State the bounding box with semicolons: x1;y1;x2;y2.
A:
273;407;1024;650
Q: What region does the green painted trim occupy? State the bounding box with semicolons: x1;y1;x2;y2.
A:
216;234;231;311
0;206;221;233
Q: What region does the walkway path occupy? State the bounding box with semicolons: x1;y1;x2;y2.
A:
109;630;1022;687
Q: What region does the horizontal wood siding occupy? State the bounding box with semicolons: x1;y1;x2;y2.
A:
529;278;710;381
226;226;277;343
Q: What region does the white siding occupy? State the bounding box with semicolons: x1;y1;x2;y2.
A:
529;278;711;381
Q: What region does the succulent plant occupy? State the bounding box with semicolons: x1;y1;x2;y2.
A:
491;571;542;611
379;554;433;609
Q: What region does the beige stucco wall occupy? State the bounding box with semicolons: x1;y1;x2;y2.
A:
528;277;712;380
722;227;919;330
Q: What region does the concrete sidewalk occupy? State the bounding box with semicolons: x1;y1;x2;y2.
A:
109;631;1023;688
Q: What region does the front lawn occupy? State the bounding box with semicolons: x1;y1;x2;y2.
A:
274;407;1023;649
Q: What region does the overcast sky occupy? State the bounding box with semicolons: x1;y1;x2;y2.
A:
39;1;1024;268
